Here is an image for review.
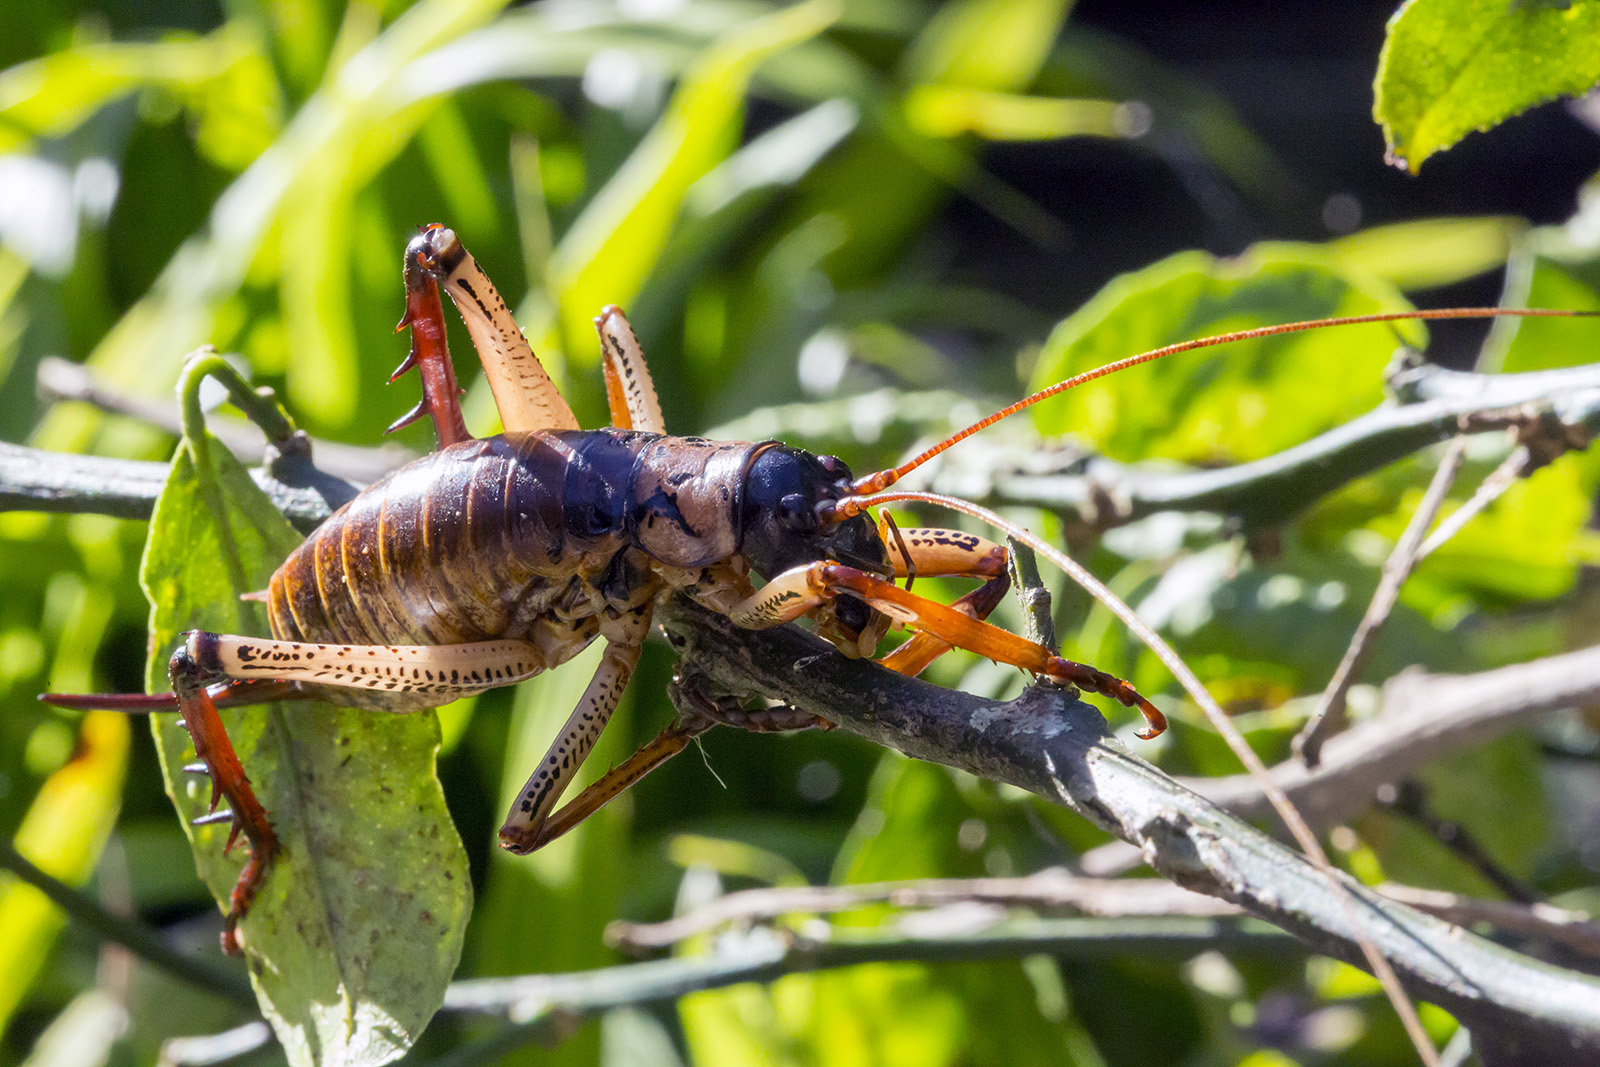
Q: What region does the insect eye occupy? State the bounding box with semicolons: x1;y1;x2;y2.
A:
779;493;818;533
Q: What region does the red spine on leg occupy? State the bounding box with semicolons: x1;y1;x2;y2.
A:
391;227;472;447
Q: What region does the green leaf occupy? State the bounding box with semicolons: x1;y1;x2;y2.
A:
1375;0;1600;172
0;27;281;154
1401;451;1600;603
469;644;628;1067
31;0;510;458
902;0;1070;89
1360;735;1549;896
901;86;1123;141
142;433;469;1067
1029;244;1418;463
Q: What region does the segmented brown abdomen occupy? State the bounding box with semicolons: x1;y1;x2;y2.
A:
268;434;613;647
267;429;768;655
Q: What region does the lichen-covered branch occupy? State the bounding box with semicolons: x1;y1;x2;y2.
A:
653;597;1600;1064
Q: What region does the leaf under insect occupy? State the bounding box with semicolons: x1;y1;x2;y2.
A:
141;430;470;1067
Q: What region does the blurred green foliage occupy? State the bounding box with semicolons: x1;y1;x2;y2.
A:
2;1;1599;1065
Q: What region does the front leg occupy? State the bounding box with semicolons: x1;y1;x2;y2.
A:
725;562;1168;740
389;231;472;447
876;527;1011;677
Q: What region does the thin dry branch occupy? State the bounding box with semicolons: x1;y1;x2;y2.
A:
1082;645;1600;880
1375;885;1600;959
607;871;1600;962
606;870;1234;951
36;356;414;484
1294;438;1468;765
1185;646;1600;825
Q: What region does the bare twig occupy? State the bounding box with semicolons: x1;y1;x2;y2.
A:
0;443;340;534
1295;439;1468;766
38;356;415;485
158;1023;273;1067
1376;885;1600;959
1192;646;1600;824
423;915;1291;1066
1415;445;1527;560
1005;537;1057;649
1412;400;1589;564
920;361;1600;531
607;870;1233;951
1377;780;1542;904
1084;643;1600;877
608;870;1600;962
155;915;1287;1066
16;360;1600;538
858;491;1440;1064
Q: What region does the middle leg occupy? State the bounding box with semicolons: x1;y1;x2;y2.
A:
499;607;656;853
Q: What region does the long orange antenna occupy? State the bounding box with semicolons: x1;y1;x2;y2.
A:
842;307;1595;507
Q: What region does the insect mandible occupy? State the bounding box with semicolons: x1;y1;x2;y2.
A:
45;224;1584;954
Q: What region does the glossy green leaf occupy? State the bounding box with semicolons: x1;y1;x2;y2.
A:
1029;244;1418;463
142;432;469;1067
1375;0;1600;172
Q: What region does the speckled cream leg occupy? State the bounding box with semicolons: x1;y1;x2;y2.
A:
498;609;653;853
203;633;543;696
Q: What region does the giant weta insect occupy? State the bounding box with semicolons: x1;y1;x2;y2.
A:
47;225;1584;954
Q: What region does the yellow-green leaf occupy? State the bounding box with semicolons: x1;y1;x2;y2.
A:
548;0;840;358
1375;0;1600;172
142;432;469;1067
0;711;127;1034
